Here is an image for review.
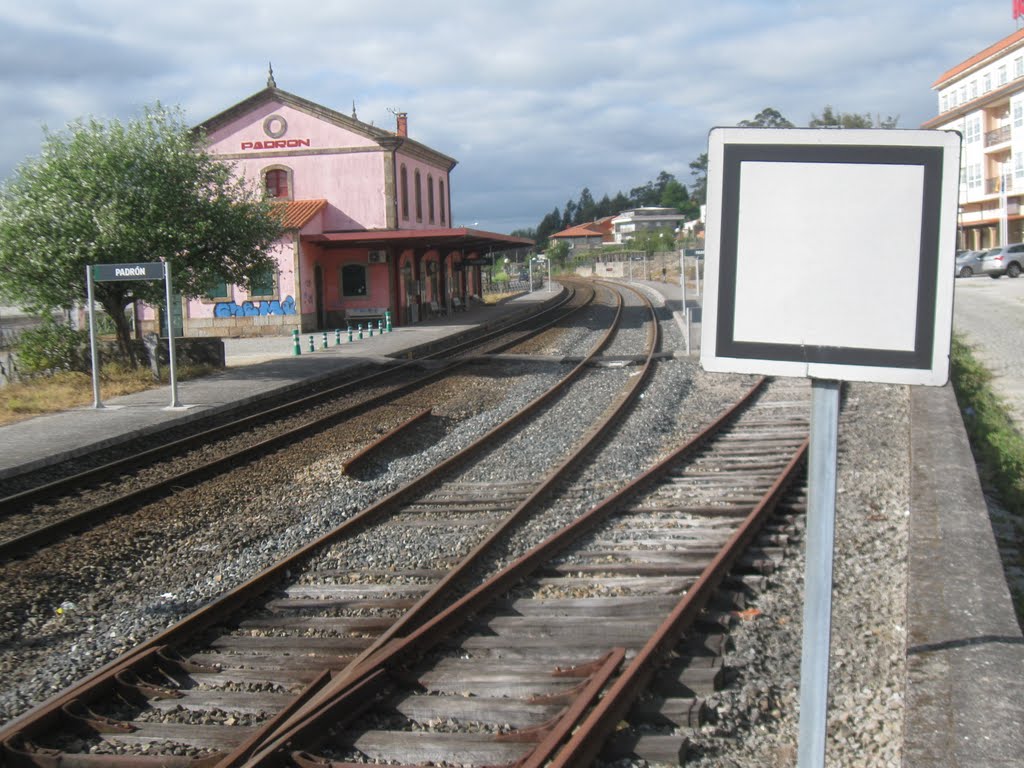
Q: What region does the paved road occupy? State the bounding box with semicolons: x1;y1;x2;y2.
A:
953;274;1024;427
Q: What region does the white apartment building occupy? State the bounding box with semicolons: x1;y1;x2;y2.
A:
924;27;1024;249
610;207;684;244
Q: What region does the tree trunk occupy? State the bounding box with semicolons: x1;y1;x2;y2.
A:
98;291;138;368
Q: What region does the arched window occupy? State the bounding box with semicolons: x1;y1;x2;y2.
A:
414;169;423;222
400;164;409;220
439;180;446;225
265;168;291;199
428;175;435;224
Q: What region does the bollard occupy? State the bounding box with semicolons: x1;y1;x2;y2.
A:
369;323;375;337
385;310;392;332
348;324;353;343
377;319;383;335
358;323;363;340
335;329;341;346
322;331;328;349
292;329;301;356
308;335;314;352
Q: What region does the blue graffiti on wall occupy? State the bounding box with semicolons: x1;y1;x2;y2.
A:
214;295;297;318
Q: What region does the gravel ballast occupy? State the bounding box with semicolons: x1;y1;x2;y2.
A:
0;292;917;768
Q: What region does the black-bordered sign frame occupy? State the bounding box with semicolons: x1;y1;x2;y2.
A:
700;128;961;386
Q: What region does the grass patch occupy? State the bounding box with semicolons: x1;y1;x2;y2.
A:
950;334;1024;618
482;292;524;305
0;362;217;426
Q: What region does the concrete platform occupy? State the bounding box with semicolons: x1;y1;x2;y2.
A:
0;288;563;481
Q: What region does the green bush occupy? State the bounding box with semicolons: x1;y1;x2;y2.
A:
14;319;88;374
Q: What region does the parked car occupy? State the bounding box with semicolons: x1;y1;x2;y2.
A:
955;250;985;277
979;243;1024;278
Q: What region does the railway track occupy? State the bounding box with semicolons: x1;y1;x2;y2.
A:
0;284;594;560
0;280;672;760
231;377;810;767
0;366;811;766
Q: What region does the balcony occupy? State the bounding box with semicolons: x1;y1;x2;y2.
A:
985;175;1014;194
985;124;1012;146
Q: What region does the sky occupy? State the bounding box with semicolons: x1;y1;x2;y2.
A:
0;1;1017;234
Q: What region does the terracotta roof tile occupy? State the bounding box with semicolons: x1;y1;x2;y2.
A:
933;28;1024;88
551;222;607;239
273;199;327;229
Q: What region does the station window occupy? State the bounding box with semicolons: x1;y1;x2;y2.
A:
265;168;290;199
341;264;368;297
984;73;992;93
400;165;409;220
1000;65;1008;86
415;169;423;222
204;277;230;301
439;180;446;224
1017;57;1024;79
248;266;276;297
428;175;435;224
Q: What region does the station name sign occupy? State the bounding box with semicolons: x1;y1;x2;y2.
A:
92;262;164;282
240;139;311;151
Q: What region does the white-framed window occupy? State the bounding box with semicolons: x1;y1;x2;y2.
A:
968;163;982;191
1015;102;1024;129
984;73;993;92
1016;57;1024;78
942;94;949;112
971;80;979;99
1015;152;1024;180
960;85;967;104
964;115;981;143
999;65;1008;86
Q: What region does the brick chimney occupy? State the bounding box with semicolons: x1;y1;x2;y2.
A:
396;112;408;137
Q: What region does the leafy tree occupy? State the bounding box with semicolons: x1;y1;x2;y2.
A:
738;107;795;128
659;179;689;211
0;104;283;363
535;207;562;245
689;153;708;206
577;187;596;224
809;105;899;129
631;227;677;254
561;199;577;229
544;240;569;270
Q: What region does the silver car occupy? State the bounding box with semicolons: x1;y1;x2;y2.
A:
955;250;985;277
979;243;1024;278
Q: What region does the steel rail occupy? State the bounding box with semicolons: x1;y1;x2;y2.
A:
250;379;807;768
0;287;591;560
0;285;578;519
545;436;809;767
0;281;626;759
233;281;660;765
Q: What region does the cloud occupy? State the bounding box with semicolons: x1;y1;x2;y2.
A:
0;0;1016;231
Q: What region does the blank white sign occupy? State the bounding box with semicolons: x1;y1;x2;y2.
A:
700;128;961;386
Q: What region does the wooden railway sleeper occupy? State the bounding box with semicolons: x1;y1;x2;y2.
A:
59;700;135;734
3;731;223;767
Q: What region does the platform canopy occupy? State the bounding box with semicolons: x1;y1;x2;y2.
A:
306;227;533;253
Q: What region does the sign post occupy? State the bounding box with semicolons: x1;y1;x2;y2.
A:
88;261;182;410
700;128;961;766
85;265;102;409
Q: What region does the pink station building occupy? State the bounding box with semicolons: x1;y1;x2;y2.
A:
140;75;532;337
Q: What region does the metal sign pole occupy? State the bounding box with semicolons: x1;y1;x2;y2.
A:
797;378;841;767
164;260;181;408
682;255;690;356
86;265;102;409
